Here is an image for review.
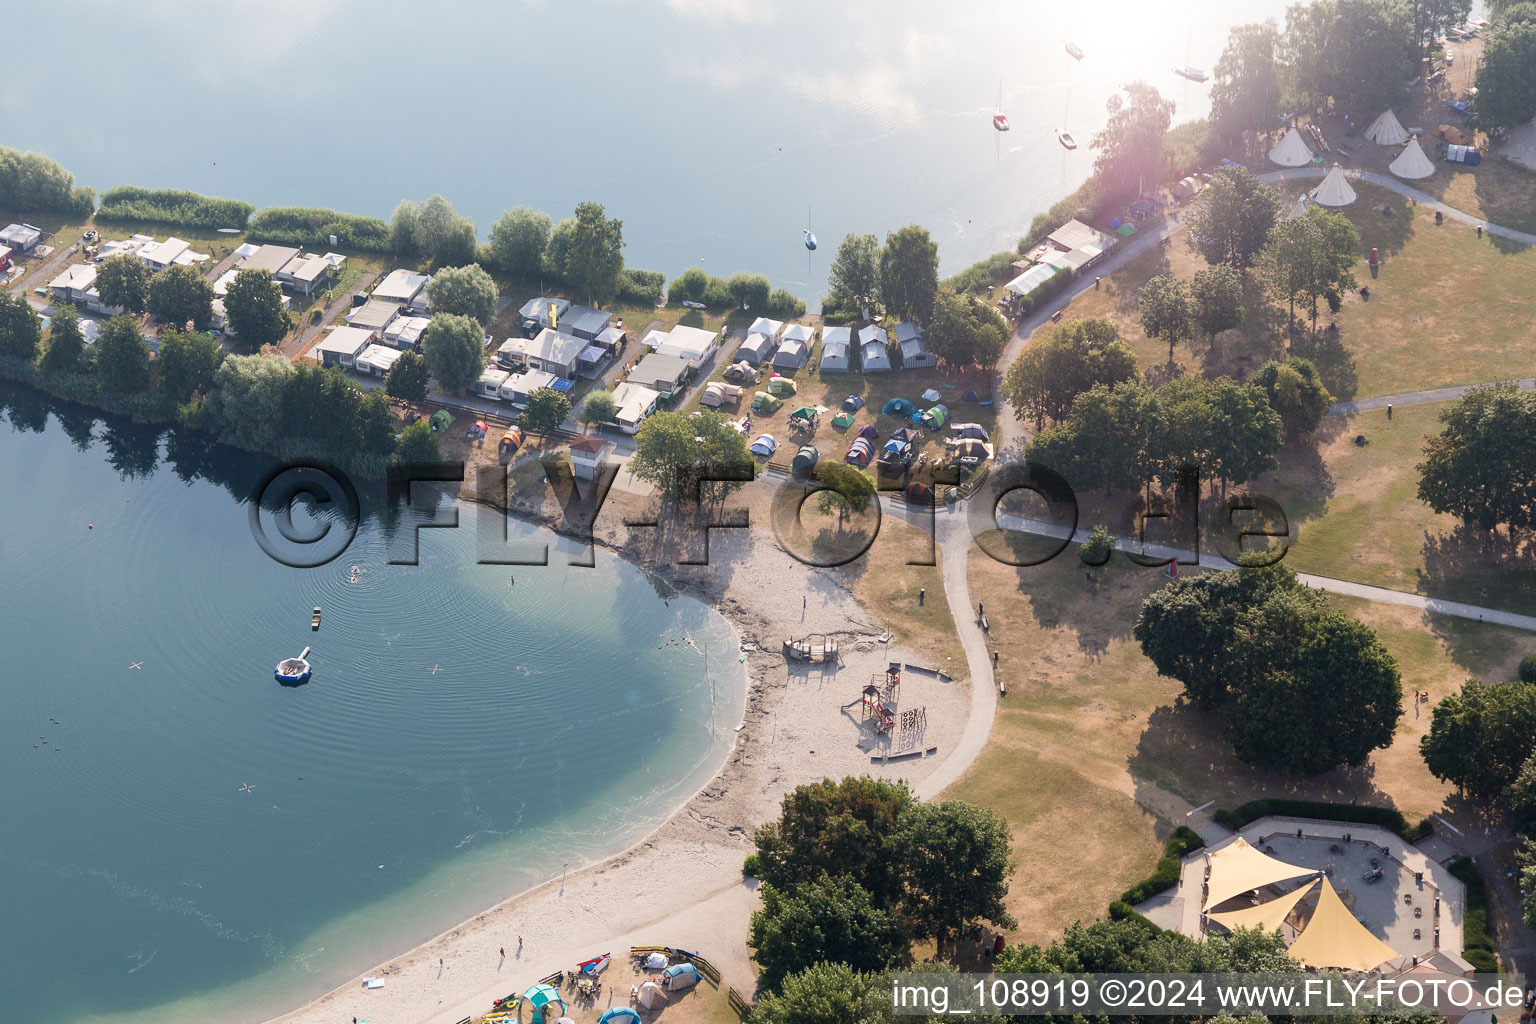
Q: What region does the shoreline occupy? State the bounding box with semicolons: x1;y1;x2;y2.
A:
257;478;974;1024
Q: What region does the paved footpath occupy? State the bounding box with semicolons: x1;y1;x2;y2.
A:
1329;377;1535;416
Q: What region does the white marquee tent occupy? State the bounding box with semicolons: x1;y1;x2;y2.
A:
1269;127;1315;167
1389;136;1436;179
1311;163;1358;207
1365;109;1410;146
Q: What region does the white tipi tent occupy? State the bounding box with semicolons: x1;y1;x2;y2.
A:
1389;136;1436;179
1365;109;1410;146
1311;163;1358;206
1288;194;1311;219
1269;126;1315;167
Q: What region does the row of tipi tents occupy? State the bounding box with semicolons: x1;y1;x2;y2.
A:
1269;110;1436;182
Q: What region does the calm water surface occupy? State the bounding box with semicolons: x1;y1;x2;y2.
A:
3;0;1303;299
0;385;743;1023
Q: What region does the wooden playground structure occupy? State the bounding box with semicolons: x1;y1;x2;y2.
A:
783;633;839;663
861;662;902;733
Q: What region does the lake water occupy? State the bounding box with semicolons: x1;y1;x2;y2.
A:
0;383;744;1024
2;0;1301;300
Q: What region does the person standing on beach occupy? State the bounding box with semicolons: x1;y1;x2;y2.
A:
500;947;505;958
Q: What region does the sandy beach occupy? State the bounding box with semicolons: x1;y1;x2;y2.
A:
264;473;973;1024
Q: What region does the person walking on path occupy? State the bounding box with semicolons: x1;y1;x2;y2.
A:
500;947;505;958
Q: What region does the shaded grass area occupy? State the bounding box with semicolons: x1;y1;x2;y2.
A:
950;541;1533;941
838;518;963;667
1036;182;1536;400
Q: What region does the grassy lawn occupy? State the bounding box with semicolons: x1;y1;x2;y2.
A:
837;518;964;667
1035;182;1536;400
950;541;1534;943
1249;400;1536;617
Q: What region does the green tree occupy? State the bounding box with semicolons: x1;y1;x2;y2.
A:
878;225;939;323
925;292;1008;370
629;409;751;503
815;460;877;528
521;387;571;434
393;195;477;266
1210;22;1284;142
1204;377;1285;486
1247;357;1333;440
155;328;225;406
1332;0;1419;117
1259;207;1358;331
422;312;486;394
94;253;151;314
560;201;624;303
1417;383;1536;532
488;206;553;278
223;268;291;347
1188;166;1281;271
1134;564;1308;709
749;963;887;1024
753;777;917;909
1091;81;1177;199
356;390;398;459
93;315;152;393
749;877;908;995
1002;316;1137;428
895;801;1015;957
1413;0;1474;57
826;233;881;316
202;353;294;450
396;418;441;466
726;272;772;311
1138;273;1193;364
146;264;215;330
0;292;43;360
384;349;430;403
581;389;617;432
1523;653;1536;683
669;266;710;303
1225;610;1402;774
1080;524;1116;566
1505;750;1536;835
425;263;498;327
1422;680;1536;798
1191;265;1247;340
39;304;85;373
1472;23;1536;132
1028;378;1165;494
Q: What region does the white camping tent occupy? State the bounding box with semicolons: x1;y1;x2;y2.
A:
1389;136;1436;179
1288;194;1311;219
1269;126;1315;167
1311;163;1358;206
644;952;669;970
1365;109;1410;146
637;981;667;1009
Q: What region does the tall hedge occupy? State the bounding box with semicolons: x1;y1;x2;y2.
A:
1212;799;1432;842
0;147;95;217
1118;826;1205;905
1447;857;1498;972
247;207;392;253
96;187;253;230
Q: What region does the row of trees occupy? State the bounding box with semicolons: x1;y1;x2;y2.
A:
824;225;940;323
1136;564;1403;774
748;777;1013;993
0;295;420;472
1208;0;1467;145
90;253;295;346
1184;166;1362;333
667;267;805;319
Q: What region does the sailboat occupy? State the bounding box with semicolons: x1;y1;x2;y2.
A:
1174;65;1209;82
803;205;816;251
1057;131;1078;150
1065;40;1085;60
992;80;1010;131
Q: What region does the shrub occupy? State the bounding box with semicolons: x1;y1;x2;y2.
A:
743;853;760;877
766;288;806;319
617;268;666;306
943;250;1019;295
246;207;392;253
0;147;95;217
1107;900;1162;930
1448;857;1498;970
1520;653;1536;684
1212;799;1432;841
1079;524;1115;567
97;186;253;230
1118;826;1204;905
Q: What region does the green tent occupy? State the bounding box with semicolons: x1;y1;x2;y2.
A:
789;406;818;421
1116;222;1137;237
767;376;798;396
831;411;855;429
522;982;567;1023
752;391;783;413
430;409;454;431
791;445;820;473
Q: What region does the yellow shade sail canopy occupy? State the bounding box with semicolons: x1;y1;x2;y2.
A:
1207;878;1320;933
1203;837;1319;910
1286;876;1401;971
